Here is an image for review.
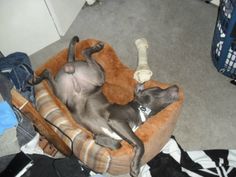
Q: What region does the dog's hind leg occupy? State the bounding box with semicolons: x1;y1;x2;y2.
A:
107;119;144;177
82;41;104;70
82;42;105;85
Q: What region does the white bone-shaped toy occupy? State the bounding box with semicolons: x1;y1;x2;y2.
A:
133;38;153;83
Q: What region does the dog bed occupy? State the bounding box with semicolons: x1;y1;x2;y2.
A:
34;39;184;175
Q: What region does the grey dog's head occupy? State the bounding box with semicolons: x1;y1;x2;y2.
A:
134;85;179;116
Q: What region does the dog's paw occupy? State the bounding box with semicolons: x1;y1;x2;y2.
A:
96;41;104;49
42;69;50;77
130;169;139;177
91;41;104;52
130;161;140;177
82;42;104;57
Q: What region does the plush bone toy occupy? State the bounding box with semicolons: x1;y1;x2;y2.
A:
133;38;153;83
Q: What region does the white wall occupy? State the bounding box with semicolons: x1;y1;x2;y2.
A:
45;0;85;36
0;0;85;56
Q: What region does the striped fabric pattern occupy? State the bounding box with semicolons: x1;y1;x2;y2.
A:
34;81;111;173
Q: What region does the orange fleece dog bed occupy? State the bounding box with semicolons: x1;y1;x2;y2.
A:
34;39;184;175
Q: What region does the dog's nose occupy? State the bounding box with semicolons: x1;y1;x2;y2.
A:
167;85;179;100
169;85;179;92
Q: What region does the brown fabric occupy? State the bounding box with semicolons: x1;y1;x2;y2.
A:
38;136;58;156
35;39;184;175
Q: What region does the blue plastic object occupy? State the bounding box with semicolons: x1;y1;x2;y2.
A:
0;101;18;135
211;0;236;78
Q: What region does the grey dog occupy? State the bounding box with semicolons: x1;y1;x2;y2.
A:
35;36;179;177
33;36;105;106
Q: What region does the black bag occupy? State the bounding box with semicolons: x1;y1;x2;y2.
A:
0;52;35;103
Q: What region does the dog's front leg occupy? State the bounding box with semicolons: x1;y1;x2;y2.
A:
95;134;121;150
107;119;144;177
30;69;58;95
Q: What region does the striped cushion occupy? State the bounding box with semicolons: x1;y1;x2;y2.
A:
35;81;112;173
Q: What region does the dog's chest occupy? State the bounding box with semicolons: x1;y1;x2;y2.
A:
101;106;141;140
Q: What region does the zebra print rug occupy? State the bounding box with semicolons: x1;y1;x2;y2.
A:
148;136;236;177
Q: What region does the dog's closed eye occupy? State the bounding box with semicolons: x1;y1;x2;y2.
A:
138;95;151;105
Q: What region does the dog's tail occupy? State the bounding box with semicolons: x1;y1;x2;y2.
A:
67;36;79;63
64;36;79;74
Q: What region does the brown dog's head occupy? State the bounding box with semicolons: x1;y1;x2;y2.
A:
135;85;179;116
